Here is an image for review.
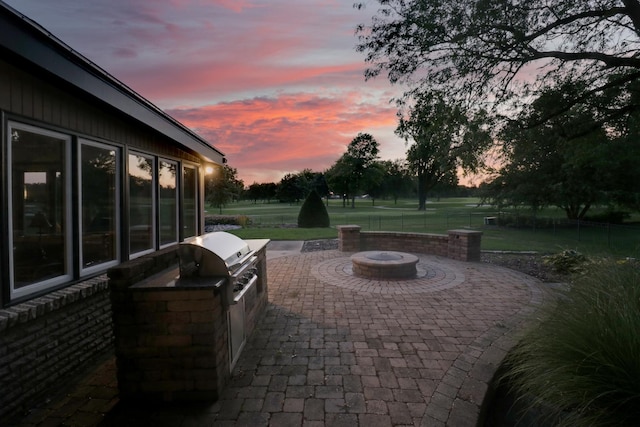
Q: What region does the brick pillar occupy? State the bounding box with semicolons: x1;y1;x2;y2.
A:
447;230;483;261
337;225;361;252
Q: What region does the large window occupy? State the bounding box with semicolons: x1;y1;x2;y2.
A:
3;121;206;303
8;122;72;299
80;141;120;273
159;159;178;247
128;153;155;257
183;165;198;238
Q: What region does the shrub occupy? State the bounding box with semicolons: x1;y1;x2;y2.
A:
297;190;330;228
584;211;630;224
543;249;588;275
502;261;640;426
205;215;251;227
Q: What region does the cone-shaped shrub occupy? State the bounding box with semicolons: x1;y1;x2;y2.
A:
297;190;330;228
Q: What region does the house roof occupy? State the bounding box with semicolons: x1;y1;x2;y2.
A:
0;1;225;164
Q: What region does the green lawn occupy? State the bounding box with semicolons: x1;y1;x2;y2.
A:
209;198;640;258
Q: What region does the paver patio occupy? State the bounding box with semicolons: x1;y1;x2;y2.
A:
13;248;544;427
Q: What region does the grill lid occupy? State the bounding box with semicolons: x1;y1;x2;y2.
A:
178;231;251;278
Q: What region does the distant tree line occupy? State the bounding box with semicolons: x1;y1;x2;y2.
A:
205;146;475;211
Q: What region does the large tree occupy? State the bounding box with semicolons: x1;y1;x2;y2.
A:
206;164;244;213
325;156;353;207
326;133;380;208
356;1;640;124
396;92;490;210
245;182;277;203
378;159;414;204
276;173;306;204
485;82;640;219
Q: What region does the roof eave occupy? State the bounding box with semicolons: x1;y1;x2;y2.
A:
0;1;224;164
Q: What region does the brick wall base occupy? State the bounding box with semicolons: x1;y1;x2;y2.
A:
0;276;113;422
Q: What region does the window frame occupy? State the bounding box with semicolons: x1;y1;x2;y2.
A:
158;158;179;249
182;163;199;239
127;151;156;259
78;139;121;276
7;121;73;301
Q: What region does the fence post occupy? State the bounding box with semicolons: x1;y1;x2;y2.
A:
401;213;404;231
577;219;581;241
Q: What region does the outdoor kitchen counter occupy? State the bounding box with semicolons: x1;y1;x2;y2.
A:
128;239;270;290
110;237;270;402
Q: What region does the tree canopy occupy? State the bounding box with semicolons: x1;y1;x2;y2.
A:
206;164;244;213
356;0;640;124
484;83;640;219
326;133;381;207
396;92;491;210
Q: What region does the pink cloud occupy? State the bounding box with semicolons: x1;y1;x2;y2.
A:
168;92;400;184
5;0;405;185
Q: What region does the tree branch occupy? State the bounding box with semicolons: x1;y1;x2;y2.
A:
522;7;627;42
529;49;640;69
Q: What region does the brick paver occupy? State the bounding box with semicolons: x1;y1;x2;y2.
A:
12;249;543;427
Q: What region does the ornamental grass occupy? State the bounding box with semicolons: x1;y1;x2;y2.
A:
502;260;640;426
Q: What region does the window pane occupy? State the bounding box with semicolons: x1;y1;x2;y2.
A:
11;126;69;289
159;160;177;246
183;166;197;238
81;143;118;269
129;153;154;255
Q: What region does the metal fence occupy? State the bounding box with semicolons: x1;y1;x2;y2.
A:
243;211;640;253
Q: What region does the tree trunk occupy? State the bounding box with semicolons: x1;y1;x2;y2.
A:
417;178;427;211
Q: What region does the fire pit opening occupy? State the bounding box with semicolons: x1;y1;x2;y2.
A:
350;250;418;280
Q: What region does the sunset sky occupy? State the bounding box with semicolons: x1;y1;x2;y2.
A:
6;0;409;185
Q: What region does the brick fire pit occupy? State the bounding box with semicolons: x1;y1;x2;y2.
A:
351;251;419;279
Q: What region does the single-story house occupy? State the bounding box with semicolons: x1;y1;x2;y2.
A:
0;1;226;420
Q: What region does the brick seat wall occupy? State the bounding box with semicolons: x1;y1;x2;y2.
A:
338;225;482;262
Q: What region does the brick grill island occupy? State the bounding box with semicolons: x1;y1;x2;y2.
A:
351;251;419;279
108;234;269;402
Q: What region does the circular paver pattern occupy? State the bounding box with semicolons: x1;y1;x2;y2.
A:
311;253;466;294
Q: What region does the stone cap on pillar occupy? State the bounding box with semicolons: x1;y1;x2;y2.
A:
337;225;362;232
447;229;483;237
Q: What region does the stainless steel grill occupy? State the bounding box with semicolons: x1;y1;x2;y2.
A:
178;231;259;308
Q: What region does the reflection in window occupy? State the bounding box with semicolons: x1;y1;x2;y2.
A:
183;166;197;238
159;160;177;246
129;153;154;255
81;142;119;270
10;124;70;296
